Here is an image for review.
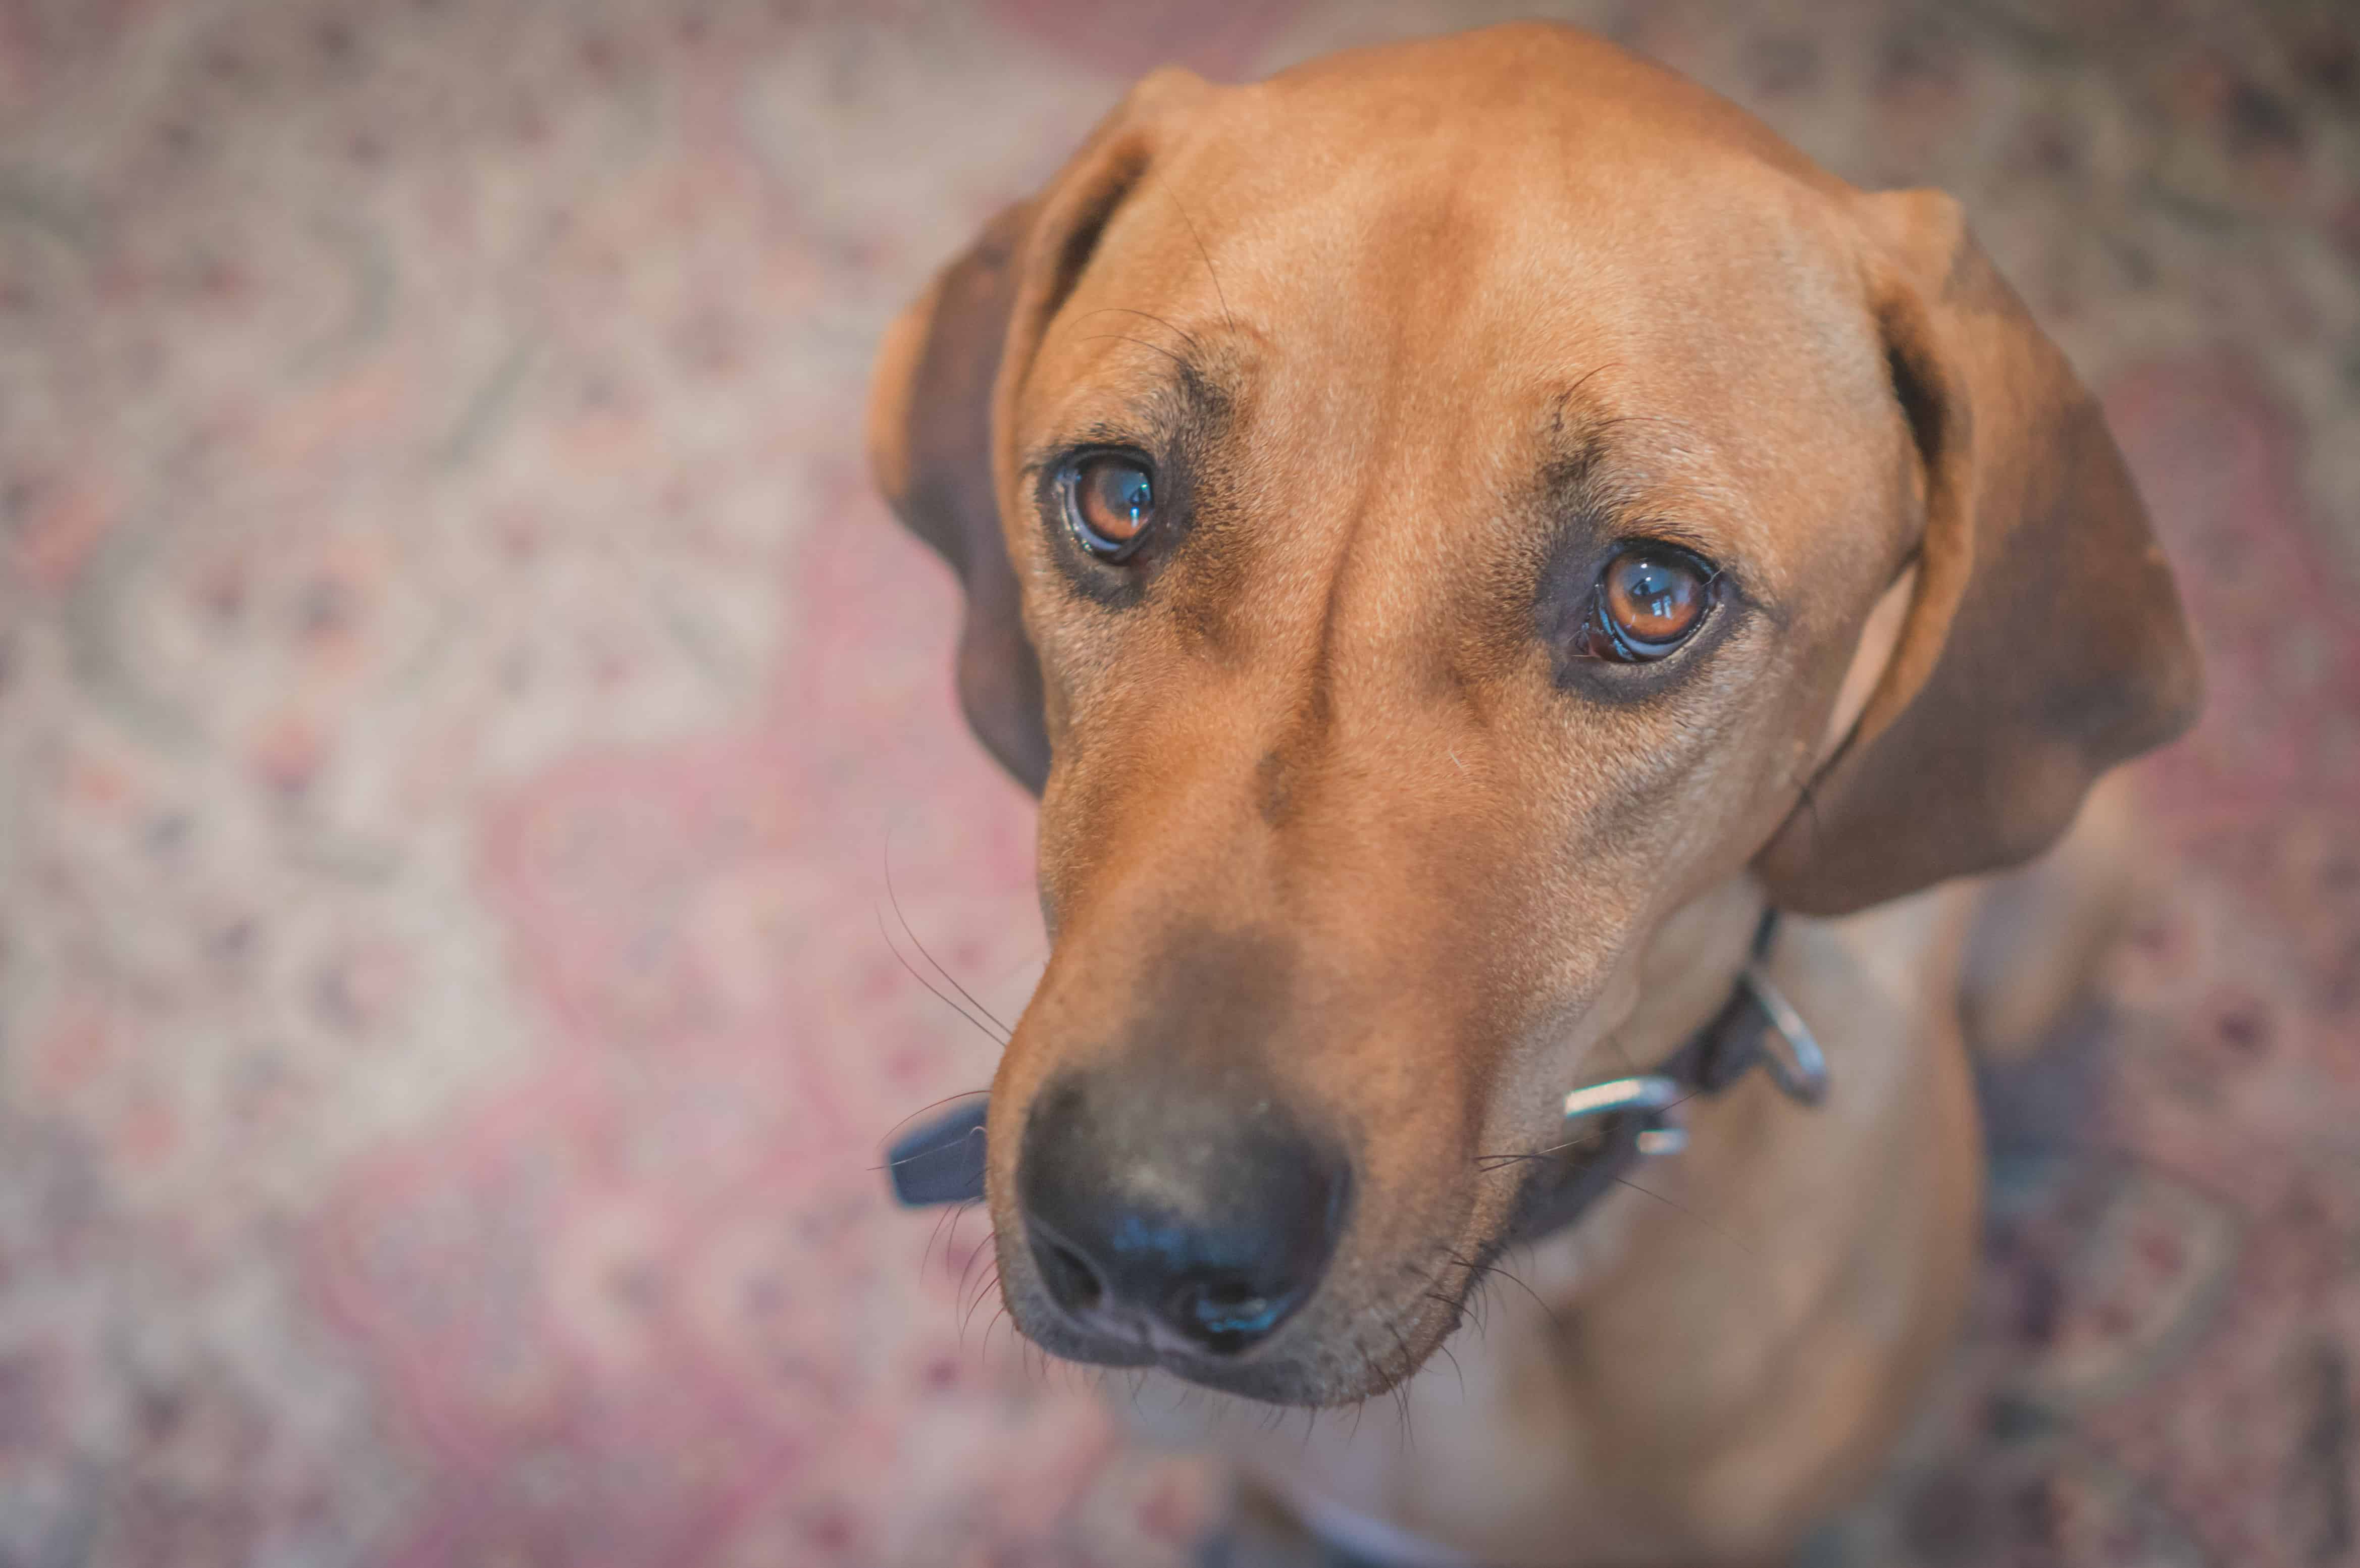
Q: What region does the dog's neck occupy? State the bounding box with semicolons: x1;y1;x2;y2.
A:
1536;557;1923;1112
1504;876;1789;1248
1613;875;1774;1067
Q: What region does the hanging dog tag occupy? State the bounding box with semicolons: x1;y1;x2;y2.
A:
886;1096;990;1207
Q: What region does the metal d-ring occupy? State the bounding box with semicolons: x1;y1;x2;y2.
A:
1740;961;1831;1106
1633;1124;1688;1157
1562;1073;1687;1159
1561;1074;1681;1123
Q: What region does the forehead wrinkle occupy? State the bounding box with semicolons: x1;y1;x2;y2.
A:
1087;173;1515;713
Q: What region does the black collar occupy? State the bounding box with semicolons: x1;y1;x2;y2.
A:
1504;909;1805;1246
883;911;1824;1250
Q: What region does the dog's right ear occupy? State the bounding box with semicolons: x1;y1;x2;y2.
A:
867;71;1207;795
868;198;1051;792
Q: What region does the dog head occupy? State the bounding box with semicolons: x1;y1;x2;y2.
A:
868;23;2198;1405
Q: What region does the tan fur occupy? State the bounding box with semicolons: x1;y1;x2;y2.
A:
1152;877;1985;1565
869;22;2200;1564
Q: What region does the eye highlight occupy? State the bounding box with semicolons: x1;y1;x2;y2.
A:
1061;453;1157;559
1575;544;1716;662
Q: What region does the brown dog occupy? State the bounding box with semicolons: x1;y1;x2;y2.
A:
868;23;2199;1566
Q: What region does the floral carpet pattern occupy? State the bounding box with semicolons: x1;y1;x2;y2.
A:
0;2;2354;1564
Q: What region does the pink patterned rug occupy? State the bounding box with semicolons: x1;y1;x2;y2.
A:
1;3;2353;1564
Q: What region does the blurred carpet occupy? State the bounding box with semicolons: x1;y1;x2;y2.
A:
0;2;2354;1564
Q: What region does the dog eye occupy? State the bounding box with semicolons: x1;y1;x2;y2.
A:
1062;454;1156;559
1578;545;1714;662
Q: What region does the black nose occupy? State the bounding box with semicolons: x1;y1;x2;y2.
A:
1018;1070;1349;1359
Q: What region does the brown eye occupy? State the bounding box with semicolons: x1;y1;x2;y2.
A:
1064;454;1156;558
1583;545;1714;661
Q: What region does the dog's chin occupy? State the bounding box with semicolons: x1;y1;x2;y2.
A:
1000;1275;1463;1409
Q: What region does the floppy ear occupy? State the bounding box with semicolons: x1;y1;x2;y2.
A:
867;71;1204;795
1753;190;2203;916
867;198;1051;792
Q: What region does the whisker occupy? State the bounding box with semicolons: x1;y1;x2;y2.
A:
962;1253;1001;1314
1474;1132;1606;1170
867;1086;993;1170
1074;332;1194;374
885;828;1013;1035
1152;167;1236;338
1432;1336;1466;1403
956;1223;997;1301
979;1303;1010;1364
1590;410;1701;438
1423;1286;1482;1351
926;1200;960;1272
1607;1173;1760;1261
960;1262;1003;1344
876;910;1007;1047
1449;1246;1566;1338
1389;1335;1417;1449
1068;305;1207;358
1548;362;1622;431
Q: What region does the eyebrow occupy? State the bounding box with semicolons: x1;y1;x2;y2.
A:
1017;336;1237;476
1531;401;1780;619
1533;404;1635;536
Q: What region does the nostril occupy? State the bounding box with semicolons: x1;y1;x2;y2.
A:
1037;1238;1106;1316
1173;1273;1293;1356
1196;1278;1264;1321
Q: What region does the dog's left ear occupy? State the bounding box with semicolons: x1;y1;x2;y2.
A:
1754;190;2202;915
